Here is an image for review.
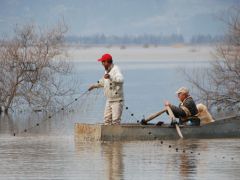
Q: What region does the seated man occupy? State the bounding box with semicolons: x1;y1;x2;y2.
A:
165;87;199;126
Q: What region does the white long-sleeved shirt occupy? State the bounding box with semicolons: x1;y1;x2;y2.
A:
94;64;124;102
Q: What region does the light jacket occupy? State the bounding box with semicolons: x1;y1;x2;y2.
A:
94;64;124;102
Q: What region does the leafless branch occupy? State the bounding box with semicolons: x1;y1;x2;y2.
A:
185;8;240;113
0;21;74;113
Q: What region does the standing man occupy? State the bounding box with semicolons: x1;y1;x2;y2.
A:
88;53;124;125
165;87;199;126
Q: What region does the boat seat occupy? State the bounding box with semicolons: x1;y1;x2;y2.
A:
187;117;200;126
180;116;200;126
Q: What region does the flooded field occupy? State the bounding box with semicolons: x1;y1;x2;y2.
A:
0;46;239;179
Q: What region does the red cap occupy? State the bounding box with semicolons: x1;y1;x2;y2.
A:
98;53;112;62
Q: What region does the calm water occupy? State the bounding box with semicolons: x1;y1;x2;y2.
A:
0;57;240;179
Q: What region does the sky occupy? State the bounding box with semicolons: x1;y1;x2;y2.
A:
0;0;239;38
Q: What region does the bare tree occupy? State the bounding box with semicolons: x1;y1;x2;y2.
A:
0;21;73;113
185;8;240;113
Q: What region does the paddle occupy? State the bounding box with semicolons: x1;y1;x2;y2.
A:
140;108;166;125
166;106;183;138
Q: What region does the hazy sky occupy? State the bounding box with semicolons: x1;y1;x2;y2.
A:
0;0;239;37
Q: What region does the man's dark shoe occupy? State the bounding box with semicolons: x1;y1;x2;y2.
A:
168;121;178;128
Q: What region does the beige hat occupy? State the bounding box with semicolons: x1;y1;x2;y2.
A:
176;87;189;94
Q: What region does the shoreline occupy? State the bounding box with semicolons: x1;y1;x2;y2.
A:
67;45;215;62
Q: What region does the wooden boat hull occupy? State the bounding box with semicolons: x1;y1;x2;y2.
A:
75;116;240;141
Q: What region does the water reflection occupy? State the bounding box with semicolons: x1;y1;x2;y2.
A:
0;114;14;135
102;142;124;180
177;141;199;179
0;111;49;135
75;140;124;180
0;131;239;179
74;140;205;180
0;109;79;136
1;110;240;180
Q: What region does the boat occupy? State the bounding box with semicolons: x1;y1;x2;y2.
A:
74;115;240;141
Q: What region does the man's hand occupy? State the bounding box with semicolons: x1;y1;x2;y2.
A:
104;74;110;79
88;85;96;91
164;101;171;107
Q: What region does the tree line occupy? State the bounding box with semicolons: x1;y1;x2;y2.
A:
66;34;224;45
